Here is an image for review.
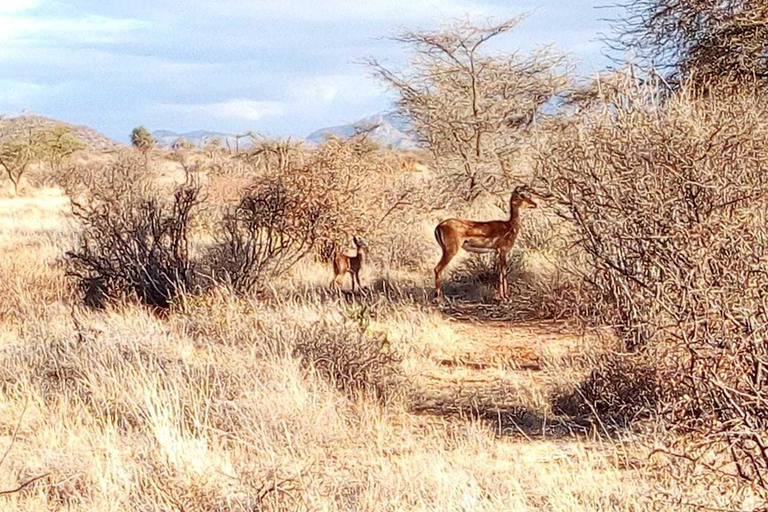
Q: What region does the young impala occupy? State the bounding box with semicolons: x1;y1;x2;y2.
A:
434;186;538;300
330;236;368;292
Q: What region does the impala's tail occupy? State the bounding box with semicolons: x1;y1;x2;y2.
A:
434;223;445;249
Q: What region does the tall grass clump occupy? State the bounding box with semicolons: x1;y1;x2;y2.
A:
294;319;402;402
537;78;768;498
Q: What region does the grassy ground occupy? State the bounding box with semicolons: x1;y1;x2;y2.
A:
0;184;756;511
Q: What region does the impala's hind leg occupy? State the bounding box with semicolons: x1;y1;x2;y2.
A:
331;255;348;291
434;226;460;300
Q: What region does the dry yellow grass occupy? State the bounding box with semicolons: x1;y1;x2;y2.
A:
0;180;759;511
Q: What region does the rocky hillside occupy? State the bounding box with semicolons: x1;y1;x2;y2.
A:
306;113;418;149
153;112;420;151
0;115;122;152
152;129;250;150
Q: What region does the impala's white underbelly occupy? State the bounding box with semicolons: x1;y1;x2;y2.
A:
462;238;499;254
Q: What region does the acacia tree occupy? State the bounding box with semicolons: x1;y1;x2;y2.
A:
171;137;195;151
39;126;85;172
0;130;46;195
245;136;305;174
367;15;570;202
611;0;768;89
130;126;155;157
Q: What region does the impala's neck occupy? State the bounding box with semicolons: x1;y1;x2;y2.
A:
509;201;521;225
356;246;366;263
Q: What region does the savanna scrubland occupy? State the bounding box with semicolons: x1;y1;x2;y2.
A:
2;2;768;511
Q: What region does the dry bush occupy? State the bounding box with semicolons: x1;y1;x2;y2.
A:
553;354;658;427
610;0;768;89
206;180;324;292
372;219;434;271
293;315;402;402
366;176;441;271
66;154;202;309
536;81;768;497
56;150;150;199
295;133;415;261
242;137;307;174
206;132;426;291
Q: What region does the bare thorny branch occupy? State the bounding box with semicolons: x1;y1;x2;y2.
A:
0;400;51;498
536;78;768;499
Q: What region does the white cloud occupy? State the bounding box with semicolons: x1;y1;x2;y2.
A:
0;79;51;110
185;0;510;23
0;0;607;140
0;0;40;14
0;14;147;42
159;99;285;121
291;0;478;20
289;74;386;105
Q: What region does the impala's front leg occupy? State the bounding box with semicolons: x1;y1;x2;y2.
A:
498;249;508;299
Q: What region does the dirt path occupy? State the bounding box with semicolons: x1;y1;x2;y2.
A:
408;313;599;435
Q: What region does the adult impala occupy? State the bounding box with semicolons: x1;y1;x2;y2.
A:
434;186;538;300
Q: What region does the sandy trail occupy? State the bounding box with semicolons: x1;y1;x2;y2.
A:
407;310;599;436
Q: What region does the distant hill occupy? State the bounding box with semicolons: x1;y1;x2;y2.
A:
0;115;122;152
152;129;252;150
153;112;419;151
306;113;418;149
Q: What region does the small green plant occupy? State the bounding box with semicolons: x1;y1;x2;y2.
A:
343;303;372;333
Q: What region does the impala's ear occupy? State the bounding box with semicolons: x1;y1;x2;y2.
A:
511;185;522;196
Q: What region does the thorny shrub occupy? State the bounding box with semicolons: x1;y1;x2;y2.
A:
208;132;432;291
207;179;324;292
293;133;402;261
66;154;202;309
57;150;154;201
536;81;768;497
553;354;659;428
293;312;402;401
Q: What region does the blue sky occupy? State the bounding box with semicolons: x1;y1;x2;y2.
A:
0;0;616;142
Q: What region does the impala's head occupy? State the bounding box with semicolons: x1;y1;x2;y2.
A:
353;236;368;250
510;186;538;209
